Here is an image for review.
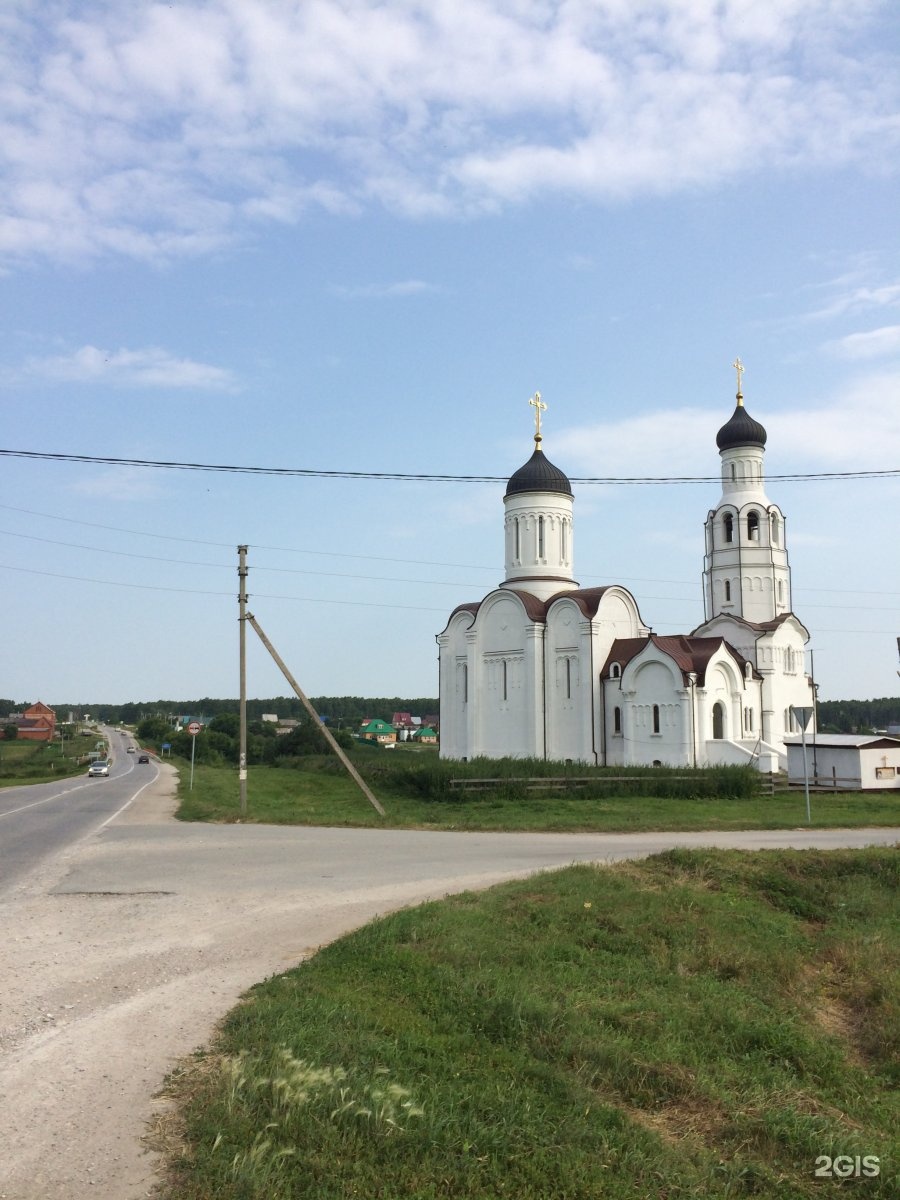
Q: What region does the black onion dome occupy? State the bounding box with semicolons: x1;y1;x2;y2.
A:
505;447;573;498
716;402;767;451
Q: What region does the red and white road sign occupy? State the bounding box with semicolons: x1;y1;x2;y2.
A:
187;721;201;735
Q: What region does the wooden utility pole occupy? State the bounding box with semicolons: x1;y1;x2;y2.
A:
245;610;385;816
238;545;248;817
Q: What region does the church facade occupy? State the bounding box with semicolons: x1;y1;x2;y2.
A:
436;377;815;771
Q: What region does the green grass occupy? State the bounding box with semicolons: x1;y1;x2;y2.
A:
161;848;899;1199
174;759;900;832
0;731;102;786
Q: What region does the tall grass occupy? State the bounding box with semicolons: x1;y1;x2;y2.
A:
173;757;900;832
161;849;899;1199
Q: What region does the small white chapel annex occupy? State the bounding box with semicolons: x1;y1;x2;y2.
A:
436;368;815;772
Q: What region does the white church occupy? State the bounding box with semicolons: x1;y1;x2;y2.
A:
437;371;815;773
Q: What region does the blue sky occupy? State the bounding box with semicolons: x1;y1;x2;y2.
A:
2;0;899;709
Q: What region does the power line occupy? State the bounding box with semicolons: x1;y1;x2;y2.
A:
2;446;900;484
2;506;899;604
0;563;450;613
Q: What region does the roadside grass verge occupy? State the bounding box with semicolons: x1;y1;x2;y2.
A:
174;759;900;832
0;732;101;787
160;848;899;1200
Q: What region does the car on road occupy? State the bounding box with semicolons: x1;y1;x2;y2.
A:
88;760;110;777
127;746;135;754
137;754;150;764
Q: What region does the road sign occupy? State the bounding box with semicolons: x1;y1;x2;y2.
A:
187;722;201;735
790;705;814;731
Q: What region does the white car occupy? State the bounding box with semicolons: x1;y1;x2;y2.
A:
88;760;110;777
127;746;135;754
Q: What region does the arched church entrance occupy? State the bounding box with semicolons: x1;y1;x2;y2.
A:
712;702;725;740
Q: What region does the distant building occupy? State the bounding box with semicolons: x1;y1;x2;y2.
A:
786;734;900;791
3;701;57;742
359;719;397;744
261;713;278;723
392;712;422;741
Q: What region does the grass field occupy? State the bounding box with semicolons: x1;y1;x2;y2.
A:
0;731;103;786
174;759;900;833
160;848;899;1199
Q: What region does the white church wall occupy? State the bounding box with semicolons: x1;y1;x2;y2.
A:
545;601;593;762
436;610;475;760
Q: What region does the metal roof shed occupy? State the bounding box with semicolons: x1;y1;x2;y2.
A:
785;734;900;791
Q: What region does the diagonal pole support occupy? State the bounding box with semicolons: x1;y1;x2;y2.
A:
245;611;385;817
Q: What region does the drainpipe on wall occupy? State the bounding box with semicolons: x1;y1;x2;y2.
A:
689;673;698;768
541;624;548;762
590;629;600;766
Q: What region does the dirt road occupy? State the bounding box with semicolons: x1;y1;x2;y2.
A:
1;767;896;1200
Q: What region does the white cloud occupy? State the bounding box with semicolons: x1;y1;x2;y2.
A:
69;466;165;501
807;282;900;322
552;369;900;477
0;1;897;267
18;345;236;390
329;279;438;299
828;325;900;360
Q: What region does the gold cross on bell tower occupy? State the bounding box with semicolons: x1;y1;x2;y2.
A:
529;391;547;445
732;357;745;404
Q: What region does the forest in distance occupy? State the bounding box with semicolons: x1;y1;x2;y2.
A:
4;695;900;735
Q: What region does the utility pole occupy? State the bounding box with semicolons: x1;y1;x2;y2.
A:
238;544;248;817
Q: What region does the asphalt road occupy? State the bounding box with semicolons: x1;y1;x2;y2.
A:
0;726;159;892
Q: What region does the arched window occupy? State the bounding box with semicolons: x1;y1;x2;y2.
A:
723;513;733;543
502;660;508;702
565;658;572;699
611;662;621;679
614;706;621;734
724;580;731;602
777;579;784;605
514;517;520;560
730;463;736;481
712;702;724;739
747;511;760;541
537;515;545;558
652;704;660;734
462;663;468;703
561;519;567;561
770;513;780;545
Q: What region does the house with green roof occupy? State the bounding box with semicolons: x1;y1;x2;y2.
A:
359;718;397;744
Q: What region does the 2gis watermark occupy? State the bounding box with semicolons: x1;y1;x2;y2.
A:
814;1154;880;1179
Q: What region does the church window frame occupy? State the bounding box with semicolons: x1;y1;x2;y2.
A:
778;579;784;605
747;510;760;541
652;704;661;734
514;517;520;561
610;662;621;679
462;663;468;704
724;579;731;602
613;706;622;734
561;518;567;562
770;512;780;545
502;660;508;702
723;513;734;543
537;515;545;559
565;658;572;699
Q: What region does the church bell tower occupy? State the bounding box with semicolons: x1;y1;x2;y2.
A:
702;361;792;623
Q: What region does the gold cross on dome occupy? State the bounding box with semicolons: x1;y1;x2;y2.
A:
529;391;547;440
732;357;745;400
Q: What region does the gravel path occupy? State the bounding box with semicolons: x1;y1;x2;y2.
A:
1;766;896;1200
